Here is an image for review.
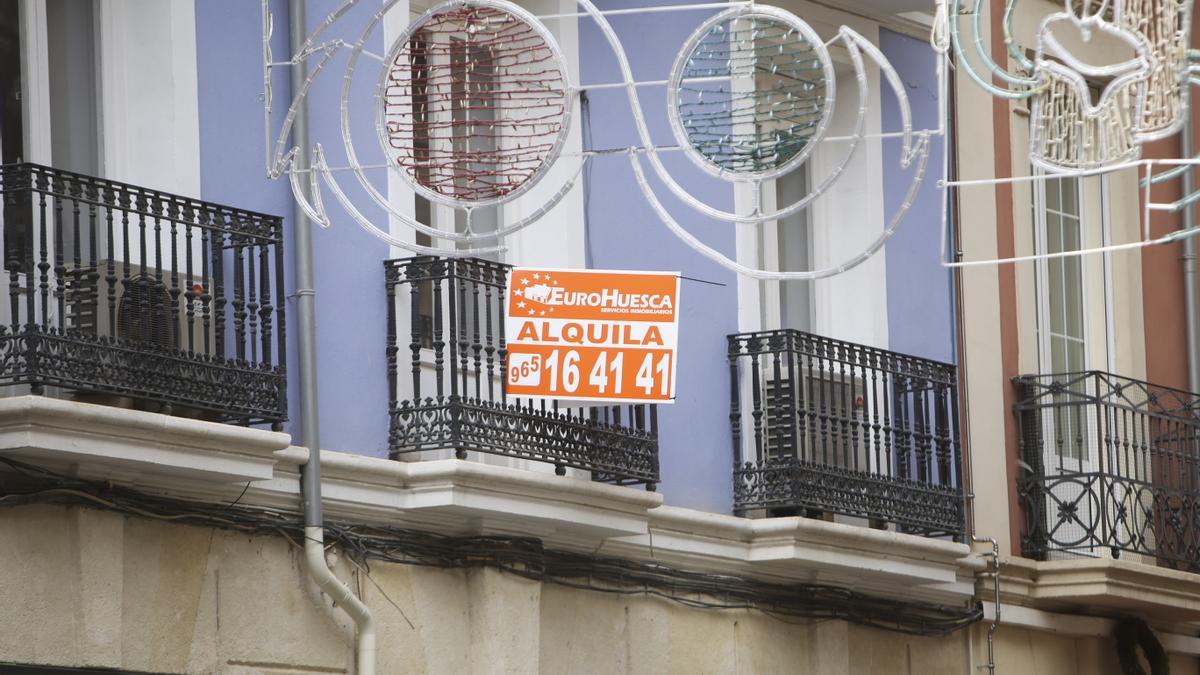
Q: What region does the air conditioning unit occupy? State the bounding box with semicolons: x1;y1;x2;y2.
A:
61;261;218;356
55;262;221;417
762;370;869;469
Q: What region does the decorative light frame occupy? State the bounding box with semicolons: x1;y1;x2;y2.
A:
373;0;574;209
665;5;838;182
263;0;935;280
941;0;1200;268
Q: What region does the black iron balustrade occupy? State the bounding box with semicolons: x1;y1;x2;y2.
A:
385;256;659;487
0;163;286;425
1016;371;1200;571
729;330;964;537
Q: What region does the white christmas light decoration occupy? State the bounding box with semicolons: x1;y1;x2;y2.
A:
944;0;1200;267
263;0;935;280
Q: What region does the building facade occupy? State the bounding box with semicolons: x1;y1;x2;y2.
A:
0;0;1197;673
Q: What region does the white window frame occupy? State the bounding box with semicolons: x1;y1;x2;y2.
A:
1033;172;1093;472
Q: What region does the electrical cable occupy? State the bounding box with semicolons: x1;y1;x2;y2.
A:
0;456;980;637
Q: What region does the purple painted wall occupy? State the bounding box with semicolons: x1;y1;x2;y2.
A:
193;4;942;512
302;0;391;456
196;0;391;456
195;0;296;423
580;0;739;513
880;28;955;364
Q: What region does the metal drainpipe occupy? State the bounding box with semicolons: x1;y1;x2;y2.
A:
1183;123;1200;395
942;54;997;674
287;2;376;673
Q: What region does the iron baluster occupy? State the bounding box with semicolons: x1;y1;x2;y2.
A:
258;242;271;364
471;274;481;400
184;206;196;354
433;264;446;402
39;172;52;333
210;214;226;360
233;232;247;362
247;238;260;364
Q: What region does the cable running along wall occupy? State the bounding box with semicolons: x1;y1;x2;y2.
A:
0;456;982;637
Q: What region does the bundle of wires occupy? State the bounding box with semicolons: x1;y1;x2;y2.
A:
0;456;980;637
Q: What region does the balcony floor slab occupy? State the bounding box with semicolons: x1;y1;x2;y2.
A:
0;397;981;610
0;396;289;484
991;556;1200;623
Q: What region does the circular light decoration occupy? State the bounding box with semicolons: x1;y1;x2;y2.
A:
377;0;571;206
668;7;835;179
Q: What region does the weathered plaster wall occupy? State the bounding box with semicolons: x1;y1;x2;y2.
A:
0;504;977;674
985;624;1200;675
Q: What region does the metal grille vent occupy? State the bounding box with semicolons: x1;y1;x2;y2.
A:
117;274;176;349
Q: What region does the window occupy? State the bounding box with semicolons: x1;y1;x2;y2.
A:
1034;174;1089;465
0;0;21;166
761;166;813;331
775;166;813;332
1;0;25;266
450;38;498;254
0;0;99;268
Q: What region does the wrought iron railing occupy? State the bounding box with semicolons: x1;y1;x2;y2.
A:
385;256;659;487
0;163;286;425
1016;371;1200;571
729;330;964;537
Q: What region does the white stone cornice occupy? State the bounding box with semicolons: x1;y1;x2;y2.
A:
984;555;1200;623
0;396;289;484
606;505;977;605
269;448;663;540
0;398;981;608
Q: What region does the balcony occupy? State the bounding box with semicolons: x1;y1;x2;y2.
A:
1016;371;1200;571
728;330;965;537
0;164;286;426
385;256;659;487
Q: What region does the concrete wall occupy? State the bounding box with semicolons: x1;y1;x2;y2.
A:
985;624;1200;675
0;503;976;675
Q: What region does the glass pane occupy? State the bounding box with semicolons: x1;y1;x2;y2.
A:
1066;338;1085;372
1060;177;1079;216
1051;335;1067;374
1049;260;1065;335
1063;213;1082;251
778;166;812;331
1063;255;1084;340
1045;177;1061;213
0;0;20;165
1046;211;1063;252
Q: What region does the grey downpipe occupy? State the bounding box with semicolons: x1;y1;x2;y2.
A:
288;1;376;673
945;59;997;674
1183;122;1200;394
970;534;999;675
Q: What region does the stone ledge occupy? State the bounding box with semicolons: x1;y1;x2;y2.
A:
0;397;981;607
0;396;289;484
606;505;976;605
271;447;664;541
987;556;1200;622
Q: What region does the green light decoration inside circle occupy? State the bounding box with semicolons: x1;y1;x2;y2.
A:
675;14;830;175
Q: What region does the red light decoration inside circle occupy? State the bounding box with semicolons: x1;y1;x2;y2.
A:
380;5;569;204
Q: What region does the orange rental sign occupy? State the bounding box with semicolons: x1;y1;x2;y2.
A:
505;268;681;403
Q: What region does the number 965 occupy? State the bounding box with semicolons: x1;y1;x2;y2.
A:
509;357;540;383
